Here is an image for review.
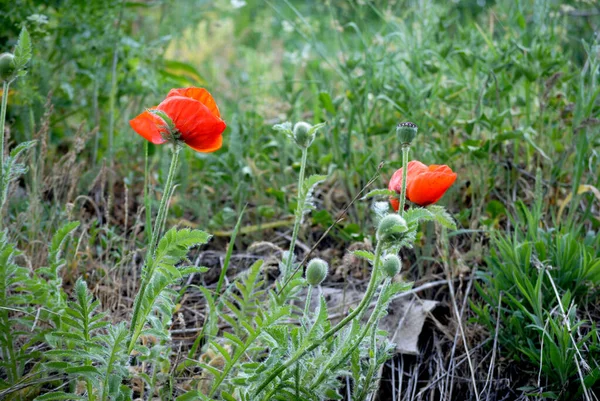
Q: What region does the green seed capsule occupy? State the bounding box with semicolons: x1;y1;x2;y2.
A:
397;122;418;146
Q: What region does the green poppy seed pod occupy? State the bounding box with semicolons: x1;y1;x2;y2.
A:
305;258;328;286
376;214;408;243
382;254;401;278
0;53;16;82
397;122;418;146
292;121;314;148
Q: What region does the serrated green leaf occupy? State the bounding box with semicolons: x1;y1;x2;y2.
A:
426;205;457;229
49;221;80;265
13;26;32;71
352;250;375;261
9;140;36;159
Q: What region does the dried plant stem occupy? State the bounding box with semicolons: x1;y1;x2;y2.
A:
254;241;384;398
441;228;480;401
399;145;410;215
545;269;592;401
128;144;181;353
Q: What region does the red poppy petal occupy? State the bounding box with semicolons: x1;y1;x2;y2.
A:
157;96;226;151
389;196;400;212
407;169;457;206
166;87;221;118
186;133;223;153
388;160;428;193
388;169;404;193
428;164;453;174
129;110;168;145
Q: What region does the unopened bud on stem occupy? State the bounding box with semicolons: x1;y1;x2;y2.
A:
382;254;401;277
377;214;408;243
305;258;328;286
0;53;16;82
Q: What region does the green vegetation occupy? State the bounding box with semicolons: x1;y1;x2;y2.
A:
0;0;599;400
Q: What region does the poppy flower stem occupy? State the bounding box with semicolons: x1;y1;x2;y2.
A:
303;285;313;321
284;147;308;277
149;144;181;255
0;81;9;167
254;241;384;397
129;143;181;353
398;144;411;215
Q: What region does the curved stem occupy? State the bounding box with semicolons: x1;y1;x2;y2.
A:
311;278;391;389
253;241;384;397
398;145;410;215
284;147;308;279
128;144;180;353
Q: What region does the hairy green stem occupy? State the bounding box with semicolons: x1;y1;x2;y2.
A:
0;80;11;224
144;141;152;242
128;144;180;353
284;147;309;279
311;278;391;389
398;145;410;215
303;285;313;321
254;241;384;397
0;81;9;168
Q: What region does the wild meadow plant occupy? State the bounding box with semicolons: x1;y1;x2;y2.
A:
0;59;460;400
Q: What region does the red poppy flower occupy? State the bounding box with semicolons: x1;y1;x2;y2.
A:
129;87;226;152
388;160;457;210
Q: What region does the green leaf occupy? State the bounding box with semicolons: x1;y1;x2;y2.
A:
49;221;80;265
272;122;292;136
13;26;32;71
319;91;336;115
222;392;237;401
352;250;375;262
426;205;457;229
175;391;210;401
404;207;434;224
162;59;207;85
362;188;396;200
9;140;36;159
301;174;327;215
35;392;86;401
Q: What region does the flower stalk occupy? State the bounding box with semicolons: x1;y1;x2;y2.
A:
254;241;384;397
398;144;410;215
128;143;181;353
284;146;308;277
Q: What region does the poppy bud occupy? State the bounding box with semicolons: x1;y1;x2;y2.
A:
376;214;408;243
397;122;418;146
382;254;401;277
0;53;16;82
305;258;328;286
293;121;314;148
